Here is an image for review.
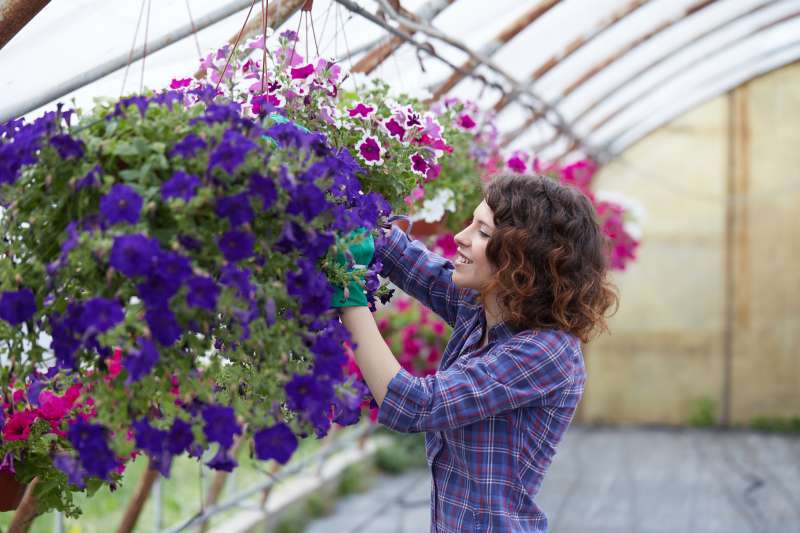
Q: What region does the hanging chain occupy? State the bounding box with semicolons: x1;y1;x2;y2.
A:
215;0;259;95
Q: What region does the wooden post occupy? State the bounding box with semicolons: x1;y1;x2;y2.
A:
7;477;39;533
117;459;160;533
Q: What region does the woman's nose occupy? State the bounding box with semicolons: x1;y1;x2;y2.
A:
454;230;469;247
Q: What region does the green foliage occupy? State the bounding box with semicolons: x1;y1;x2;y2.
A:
374;432;427;475
687;396;717;427
748;416;800;433
336;462;372;497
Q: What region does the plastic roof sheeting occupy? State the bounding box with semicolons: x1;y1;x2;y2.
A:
1;0;799;163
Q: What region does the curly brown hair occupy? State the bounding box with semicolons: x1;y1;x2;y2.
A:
480;174;618;343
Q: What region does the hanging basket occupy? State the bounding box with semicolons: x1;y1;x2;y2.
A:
0;471;27;512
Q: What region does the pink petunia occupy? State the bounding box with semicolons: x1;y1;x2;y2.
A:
4;410;37;441
431;322;446;337
425;164;441;183
348;103;375;119
457;113;477;130
410;153;429;177
276;48;305;67
395;298;412;312
356;135;383;166
422;114;443;138
384;118;406;141
507;155;527;174
290;63;315;80
169;78;192;89
560;159;598;190
435;233;457;259
315;58;342;84
37;391;71;421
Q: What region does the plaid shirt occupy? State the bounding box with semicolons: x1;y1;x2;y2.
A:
376;227;586;533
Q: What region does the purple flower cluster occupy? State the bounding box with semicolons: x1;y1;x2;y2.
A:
67;420;119;481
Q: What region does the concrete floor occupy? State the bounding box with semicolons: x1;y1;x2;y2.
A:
305;426;800;533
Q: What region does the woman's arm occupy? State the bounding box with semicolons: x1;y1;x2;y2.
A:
339;306;400;406
377;226;475;327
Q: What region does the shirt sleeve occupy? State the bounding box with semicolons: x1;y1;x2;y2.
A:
377;335;578;433
375;226;473;327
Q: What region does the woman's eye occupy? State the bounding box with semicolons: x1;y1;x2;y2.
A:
479;230;490;238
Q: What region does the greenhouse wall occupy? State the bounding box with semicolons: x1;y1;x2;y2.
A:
582;62;800;426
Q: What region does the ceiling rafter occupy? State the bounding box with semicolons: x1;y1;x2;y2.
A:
500;0;717;150
0;0;50;50
492;0;649;113
363;0;603;159
428;0;560;102
608;40;800;157
351;0;456;74
592;7;800;149
535;0;782;158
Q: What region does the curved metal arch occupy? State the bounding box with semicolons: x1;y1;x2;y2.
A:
607;40;800;158
530;0;783;154
499;0;717;148
492;0;650;113
589;8;800;147
428;0;561;102
351;0;456;74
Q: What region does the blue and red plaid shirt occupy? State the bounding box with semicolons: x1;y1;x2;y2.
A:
376;226;586;532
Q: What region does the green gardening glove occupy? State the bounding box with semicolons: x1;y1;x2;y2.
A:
331;227;375;308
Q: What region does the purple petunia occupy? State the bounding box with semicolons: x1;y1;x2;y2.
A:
110;234;159;277
0;288;36;325
186;276;219;311
100;184;143;225
168;133;206;159
220;264;254;301
67;419;119;480
253;423;298;464
286;182;329;222
124;337;159;383
356;135;383;166
215;192;254;226
49;134;85;160
75;164;101;191
53;453;86;488
348;103;375;119
132;417;173;477
81;297;124;333
166;418;194;455
410;153;429;177
161;171;201;201
218;230;255;263
286;259;332;316
202;405;241;448
384;118;406;141
208;128;257;175
206;446;237;472
284;373;334;413
248;173;277;210
145;307;182;347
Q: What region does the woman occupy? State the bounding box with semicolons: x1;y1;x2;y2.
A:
335;174;618;532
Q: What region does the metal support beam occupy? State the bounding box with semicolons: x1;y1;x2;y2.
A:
363;0;600;159
429;0;560;101
0;0;49;50
493;0;648;113
590;7;800;143
535;0;781;155
0;0;299;122
352;0;455;74
499;0;716;150
606;38;800;158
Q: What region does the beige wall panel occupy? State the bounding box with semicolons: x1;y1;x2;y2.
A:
582;64;800;424
729;64;800;422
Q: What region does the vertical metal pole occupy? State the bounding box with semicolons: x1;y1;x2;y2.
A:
53;511;64;533
154;477;163;532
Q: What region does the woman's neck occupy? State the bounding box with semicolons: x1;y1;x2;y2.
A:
483;292;504;332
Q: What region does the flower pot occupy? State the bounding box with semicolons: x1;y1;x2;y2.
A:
410;220;445;238
0;470;27;512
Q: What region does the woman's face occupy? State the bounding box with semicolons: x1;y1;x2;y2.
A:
452;200;496;291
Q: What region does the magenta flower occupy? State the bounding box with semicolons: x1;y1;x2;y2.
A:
457;113;477;130
291;63;315;80
507;155;527;174
170;78;192;89
356;135;383;166
384;118;406;141
405;108;422;128
423;114;443;138
348;103;375;119
410;153;429;177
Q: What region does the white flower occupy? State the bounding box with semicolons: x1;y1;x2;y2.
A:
410;188;456;223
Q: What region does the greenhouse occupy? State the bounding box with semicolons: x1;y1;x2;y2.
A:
0;0;798;531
